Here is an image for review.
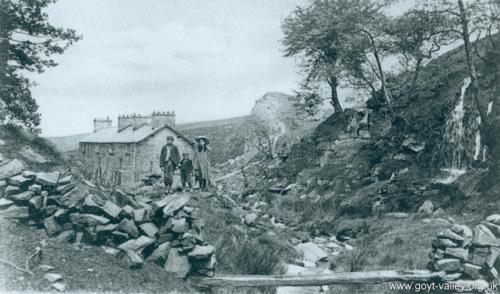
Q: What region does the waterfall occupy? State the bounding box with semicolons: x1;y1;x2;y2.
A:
436;77;471;184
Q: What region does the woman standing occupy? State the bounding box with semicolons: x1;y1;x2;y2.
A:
193;136;211;191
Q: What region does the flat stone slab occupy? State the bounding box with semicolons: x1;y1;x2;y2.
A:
69;213;110;226
102;200;122;219
8;175;32;187
139;223;158;238
44;273;63;283
0;205;29;218
188;245;215;260
164;248;190;278
6;191;34;202
36;171;60;187
473;224;500;247
147;242;171;263
295;242;329;264
0;198;14;210
162;194;190;217
118;236;155;252
0;159;25;180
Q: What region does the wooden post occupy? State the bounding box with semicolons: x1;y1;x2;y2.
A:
197;270;446;288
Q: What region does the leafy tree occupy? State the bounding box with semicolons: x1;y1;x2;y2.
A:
281;0;374;113
291;90;323;117
0;0;80;131
390;8;455;91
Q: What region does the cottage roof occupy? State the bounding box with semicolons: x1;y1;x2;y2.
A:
80;124;193;144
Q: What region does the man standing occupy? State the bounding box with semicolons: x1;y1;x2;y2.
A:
160;135;180;194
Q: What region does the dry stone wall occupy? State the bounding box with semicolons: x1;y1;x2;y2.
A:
0;164;215;278
430;215;500;285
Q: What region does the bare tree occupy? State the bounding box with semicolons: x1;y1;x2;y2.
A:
243;117;275;160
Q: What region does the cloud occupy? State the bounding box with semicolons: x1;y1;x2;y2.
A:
28;1;306;136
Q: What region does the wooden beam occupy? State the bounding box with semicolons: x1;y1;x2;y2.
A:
198;270;446;288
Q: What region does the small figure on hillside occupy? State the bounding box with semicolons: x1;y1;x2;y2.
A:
347;113;360;137
372;196;386;218
180;153;193;192
160;135;180;194
193;136;211;192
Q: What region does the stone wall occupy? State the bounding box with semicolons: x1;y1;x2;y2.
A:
430;215;500;285
80;142;136;185
0;168;216;278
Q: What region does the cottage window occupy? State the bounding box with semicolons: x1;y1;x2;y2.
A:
95;145;100;154
109;144;115;155
125;144;132;156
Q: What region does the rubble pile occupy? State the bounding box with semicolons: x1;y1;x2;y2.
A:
430;215;500;283
0;167;216;278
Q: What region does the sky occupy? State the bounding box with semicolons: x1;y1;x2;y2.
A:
30;0;415;137
31;0;310;136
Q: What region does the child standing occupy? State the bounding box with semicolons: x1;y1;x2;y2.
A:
179;153;193;192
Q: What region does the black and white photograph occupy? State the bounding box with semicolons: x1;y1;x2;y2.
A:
0;0;500;293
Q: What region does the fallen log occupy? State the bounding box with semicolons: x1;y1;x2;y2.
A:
198;270;446;288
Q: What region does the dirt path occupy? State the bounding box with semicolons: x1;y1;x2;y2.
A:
0;217;198;293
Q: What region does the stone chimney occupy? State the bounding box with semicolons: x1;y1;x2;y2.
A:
93;117;112;133
118;114;151;130
151;111;176;128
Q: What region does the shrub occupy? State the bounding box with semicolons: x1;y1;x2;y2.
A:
215;233;295;275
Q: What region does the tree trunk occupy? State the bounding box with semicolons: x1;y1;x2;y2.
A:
457;0;489;125
372;49;395;116
457;0;499;189
328;76;343;113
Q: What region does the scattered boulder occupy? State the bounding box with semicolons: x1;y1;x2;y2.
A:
0;198;14;210
139;223;158;238
8;175;32;188
295;242;328;264
147;242;171;264
472;224;499;247
69;213;110;226
44;273;63;283
486;214;500;225
435;258;462;272
0;159;25;180
244;212;258;226
132;208;147;223
118;218;139;238
102;200;122;219
7;191;34;202
118;236;155;252
170;218;187;234
35;172;60;187
120;250;143;269
164;248;190;278
162;194;190;216
417;200;434;214
188;245;215;260
51;282;66;292
5;185;20;196
0;205;29;218
44;216;63;236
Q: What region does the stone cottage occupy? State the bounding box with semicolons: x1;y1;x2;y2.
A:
79;111;193;185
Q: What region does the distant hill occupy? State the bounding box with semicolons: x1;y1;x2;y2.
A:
177;116;248;131
177;116;248;164
45;116;249;164
46;133;91;153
